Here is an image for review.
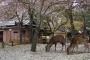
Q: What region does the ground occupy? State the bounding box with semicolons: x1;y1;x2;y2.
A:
0;44;90;60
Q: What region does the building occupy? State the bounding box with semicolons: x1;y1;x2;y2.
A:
0;20;30;45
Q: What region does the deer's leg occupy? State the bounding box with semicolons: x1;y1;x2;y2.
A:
46;43;53;52
75;44;79;53
67;45;72;55
64;43;67;52
84;42;89;53
55;43;57;51
70;44;76;54
61;43;64;51
67;46;69;55
71;46;74;53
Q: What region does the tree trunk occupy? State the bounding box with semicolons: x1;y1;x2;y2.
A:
30;10;38;52
31;28;38;52
20;30;22;44
82;14;87;34
19;22;23;44
69;9;75;31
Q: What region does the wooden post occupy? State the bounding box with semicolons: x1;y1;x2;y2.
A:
2;41;4;48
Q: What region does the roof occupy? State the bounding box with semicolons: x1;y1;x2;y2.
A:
0;20;30;26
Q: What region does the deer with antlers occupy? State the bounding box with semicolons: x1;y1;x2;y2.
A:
67;33;89;54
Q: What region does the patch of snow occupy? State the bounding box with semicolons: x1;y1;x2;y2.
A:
0;44;89;60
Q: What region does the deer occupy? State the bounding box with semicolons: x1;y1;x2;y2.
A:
45;34;66;52
66;30;80;43
67;33;89;55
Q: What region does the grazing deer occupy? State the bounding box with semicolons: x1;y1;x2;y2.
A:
45;35;66;52
67;33;89;55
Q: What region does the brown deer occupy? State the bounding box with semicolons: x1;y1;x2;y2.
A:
45;35;66;52
67;33;89;55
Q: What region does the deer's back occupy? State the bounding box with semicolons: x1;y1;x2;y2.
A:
49;35;65;44
71;35;88;44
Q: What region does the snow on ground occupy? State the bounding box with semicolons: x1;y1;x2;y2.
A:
0;43;90;60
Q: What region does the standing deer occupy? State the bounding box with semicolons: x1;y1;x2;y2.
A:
45;35;66;52
66;30;80;42
67;33;89;55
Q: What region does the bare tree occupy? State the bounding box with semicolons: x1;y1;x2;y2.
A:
17;0;70;52
0;0;69;51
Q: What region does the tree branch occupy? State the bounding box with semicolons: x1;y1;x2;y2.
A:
43;1;67;15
